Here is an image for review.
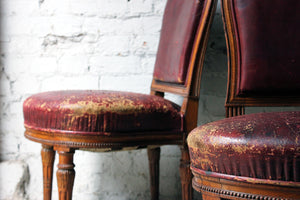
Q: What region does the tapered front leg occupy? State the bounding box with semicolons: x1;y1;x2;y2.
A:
41;145;56;200
147;147;161;200
180;146;192;200
56;149;75;200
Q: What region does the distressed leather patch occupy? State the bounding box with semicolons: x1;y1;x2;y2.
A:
188;111;300;182
23;90;182;135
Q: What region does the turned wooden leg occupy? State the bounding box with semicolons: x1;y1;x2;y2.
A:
41;145;56;200
180;146;193;200
147;147;161;200
56;149;75;200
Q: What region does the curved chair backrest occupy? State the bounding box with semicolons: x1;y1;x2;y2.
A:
222;0;300;116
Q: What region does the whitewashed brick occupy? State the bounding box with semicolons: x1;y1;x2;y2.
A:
89;55;141;75
2;17;50;38
161;145;181;157
128;0;153;15
83;18;143;36
30;17;53;37
142;16;163;34
29;56;58;74
3;36;41;55
2;55;33;81
0;0;39;17
5;101;23;116
0;73;11;96
118;18;144;35
38;0;71;16
141;56;156;74
82;18;107;35
95;35;130;56
131;150;149;175
69;0;100;16
72;193;103;200
0;161;29;200
41;75;99;91
18;138;41;158
82;33;99;44
153;0;168;14
95;0;128;18
131;35;160;55
58;55;88;74
43;42;95;56
100;75;152;93
24;156;45;200
49;15;84;36
2;16;34;36
12;75;41;95
160;156;180;177
0;134;22;160
160;157;181;198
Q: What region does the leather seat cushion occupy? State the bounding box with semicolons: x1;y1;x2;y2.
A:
187;111;300;182
23;90;182;135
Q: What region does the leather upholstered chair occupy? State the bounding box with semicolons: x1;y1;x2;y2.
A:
23;0;217;200
187;0;300;199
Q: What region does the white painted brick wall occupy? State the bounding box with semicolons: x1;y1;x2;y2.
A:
2;1;294;200
0;161;29;200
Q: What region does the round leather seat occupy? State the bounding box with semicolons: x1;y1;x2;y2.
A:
23;90;182;135
187;111;300;183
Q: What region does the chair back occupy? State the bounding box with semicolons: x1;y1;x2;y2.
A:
151;0;217;99
151;0;217;132
222;0;300;116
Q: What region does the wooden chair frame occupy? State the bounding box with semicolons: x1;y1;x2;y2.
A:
24;0;218;200
191;0;300;199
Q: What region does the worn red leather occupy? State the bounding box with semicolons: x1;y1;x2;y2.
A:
153;0;204;84
188;111;300;182
23;90;182;135
232;0;300;96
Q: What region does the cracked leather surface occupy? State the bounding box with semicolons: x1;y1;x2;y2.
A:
23;90;182;135
188;111;300;182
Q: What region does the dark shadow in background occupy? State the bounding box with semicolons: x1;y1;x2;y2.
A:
194;4;228;200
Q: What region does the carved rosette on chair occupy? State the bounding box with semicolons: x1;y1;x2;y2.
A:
23;1;217;200
187;0;300;199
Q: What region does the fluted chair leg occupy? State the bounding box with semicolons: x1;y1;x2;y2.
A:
56;149;75;200
147;147;161;200
41;145;55;200
180;146;192;200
